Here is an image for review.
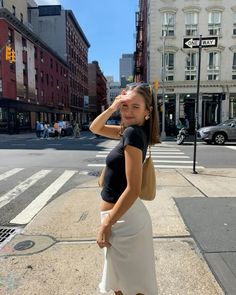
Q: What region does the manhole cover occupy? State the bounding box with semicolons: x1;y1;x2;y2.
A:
14;240;35;251
0;226;21;249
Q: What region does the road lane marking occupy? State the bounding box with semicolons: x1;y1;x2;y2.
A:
154;165;204;169
79;171;89;175
96;154;190;158
98;148;180;152
0;168;24;181
0;170;51;209
225;146;236;150
10;170;77;224
88;164;106;167
153;160;196;163
98;151;184;155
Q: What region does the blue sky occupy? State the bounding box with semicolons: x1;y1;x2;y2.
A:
35;0;138;81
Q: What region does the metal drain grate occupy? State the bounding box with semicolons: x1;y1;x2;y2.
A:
0;226;21;249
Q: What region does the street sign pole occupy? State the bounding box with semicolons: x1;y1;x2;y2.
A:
182;35;218;173
193;35;202;174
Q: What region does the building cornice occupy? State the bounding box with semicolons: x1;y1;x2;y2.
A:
182;6;201;13
205;6;225;12
229;45;236;52
204;45;225;52
160;0;176;4
159;7;178;14
231;6;236;12
157;45;179;53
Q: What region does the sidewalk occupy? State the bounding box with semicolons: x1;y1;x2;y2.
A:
1;168;236;294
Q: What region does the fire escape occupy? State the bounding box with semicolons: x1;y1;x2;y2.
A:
134;9;144;82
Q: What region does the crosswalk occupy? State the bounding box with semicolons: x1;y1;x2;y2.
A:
88;143;205;170
0;168;88;226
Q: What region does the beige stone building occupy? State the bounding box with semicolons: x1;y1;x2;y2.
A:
148;0;236;132
0;0;34;24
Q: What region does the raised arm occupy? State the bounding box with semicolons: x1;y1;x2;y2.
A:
89;92;127;139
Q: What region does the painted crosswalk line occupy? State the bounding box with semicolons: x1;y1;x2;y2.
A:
0;170;51;209
0;168;24;181
225;146;236;150
10;170;77;224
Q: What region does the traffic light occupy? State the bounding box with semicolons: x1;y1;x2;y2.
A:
153;79;159;90
5;46;12;61
5;46;16;63
10;49;16;63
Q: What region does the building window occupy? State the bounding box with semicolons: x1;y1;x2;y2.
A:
185;12;198;36
162;53;174;81
23;63;27;76
208;52;220;80
162;12;175;36
185;52;197;80
20;13;23;23
208;11;221;35
12;5;16;16
8;28;14;44
232;53;236;80
34;47;37;59
40;51;43;62
233;13;236;35
22;37;27;48
0;0;3;8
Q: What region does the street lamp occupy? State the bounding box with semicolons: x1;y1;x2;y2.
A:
161;31;167;139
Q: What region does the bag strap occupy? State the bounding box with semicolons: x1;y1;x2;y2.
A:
148;145;151;158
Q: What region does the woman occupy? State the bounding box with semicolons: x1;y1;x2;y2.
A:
90;83;160;295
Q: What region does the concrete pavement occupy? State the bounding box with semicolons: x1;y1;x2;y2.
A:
1;167;236;294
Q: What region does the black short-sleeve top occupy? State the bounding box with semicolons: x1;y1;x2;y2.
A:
101;125;148;203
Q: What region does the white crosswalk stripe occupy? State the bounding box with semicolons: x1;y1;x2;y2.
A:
11;170;77;224
0;168;24;181
0;170;51;210
0;168;87;225
225;146;236;150
91;144;205;169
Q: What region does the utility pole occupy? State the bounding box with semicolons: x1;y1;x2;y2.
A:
183;35;218;173
161;18;172;140
161;31;167;139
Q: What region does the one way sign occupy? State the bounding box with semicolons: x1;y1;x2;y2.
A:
183;37;218;48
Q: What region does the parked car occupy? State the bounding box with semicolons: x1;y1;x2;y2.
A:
106;119;120;125
48;121;73;137
197;118;236;144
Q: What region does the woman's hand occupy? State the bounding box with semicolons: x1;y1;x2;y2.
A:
97;222;112;248
109;90;129;112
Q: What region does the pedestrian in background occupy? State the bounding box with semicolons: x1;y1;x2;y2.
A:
43;122;49;139
35;121;41;138
53;121;59;139
73;122;80;138
90;83;160;295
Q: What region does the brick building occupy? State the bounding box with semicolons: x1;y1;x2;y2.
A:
88;61;107;120
0;8;69;133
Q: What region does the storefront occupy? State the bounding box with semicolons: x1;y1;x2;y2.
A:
0;99;70;134
157;91;228;136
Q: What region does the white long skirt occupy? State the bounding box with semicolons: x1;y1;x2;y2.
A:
99;198;158;295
